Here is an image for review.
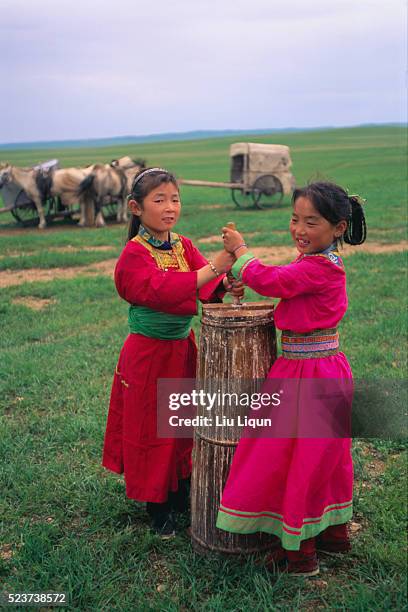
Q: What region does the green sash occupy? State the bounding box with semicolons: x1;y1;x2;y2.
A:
128;304;193;340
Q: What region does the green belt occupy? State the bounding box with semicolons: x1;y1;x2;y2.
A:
128;304;193;340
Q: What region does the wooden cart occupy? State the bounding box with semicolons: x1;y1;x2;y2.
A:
0;159;69;226
179;142;296;209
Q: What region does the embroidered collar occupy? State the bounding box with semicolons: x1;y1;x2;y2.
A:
299;243;342;266
138;225;180;251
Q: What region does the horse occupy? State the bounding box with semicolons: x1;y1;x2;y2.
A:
0;163;51;229
78;160;145;226
50;166;95;227
123;165;145;193
110;156;146;170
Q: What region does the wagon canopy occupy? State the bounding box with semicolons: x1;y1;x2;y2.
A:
0;182;32;207
230;143;293;172
230;143;295;196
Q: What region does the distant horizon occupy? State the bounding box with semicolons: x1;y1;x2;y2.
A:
2;1;405;145
0;122;406;151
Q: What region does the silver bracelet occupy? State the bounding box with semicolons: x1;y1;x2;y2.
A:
208;260;220;277
232;243;247;254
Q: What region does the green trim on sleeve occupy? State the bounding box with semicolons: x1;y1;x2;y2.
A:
231;252;257;281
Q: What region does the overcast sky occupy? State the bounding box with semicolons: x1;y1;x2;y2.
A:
0;0;406;143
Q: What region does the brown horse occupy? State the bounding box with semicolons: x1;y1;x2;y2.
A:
0;163;50;229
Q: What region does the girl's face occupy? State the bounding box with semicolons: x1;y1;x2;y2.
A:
129;181;181;241
290;196;347;254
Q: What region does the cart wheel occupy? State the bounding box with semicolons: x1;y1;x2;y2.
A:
231;188;253;208
46;196;59;220
251;175;283;209
57;196;74;217
11;191;51;226
47;196;74;221
50;195;65;215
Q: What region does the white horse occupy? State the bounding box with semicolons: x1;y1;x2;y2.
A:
110;156;145;170
110;158;146;221
0;158;146;229
112;158;146;220
50;166;95;226
78;160;145;226
0;163;50;229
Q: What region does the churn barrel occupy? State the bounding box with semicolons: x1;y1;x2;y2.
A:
191;302;277;554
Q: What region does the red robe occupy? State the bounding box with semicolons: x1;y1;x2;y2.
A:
102;234;222;503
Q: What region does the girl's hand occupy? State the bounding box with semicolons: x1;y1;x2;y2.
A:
223;276;245;299
197;251;235;288
222;227;246;254
212;250;235;274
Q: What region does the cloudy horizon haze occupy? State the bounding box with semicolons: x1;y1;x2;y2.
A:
1;0;406;144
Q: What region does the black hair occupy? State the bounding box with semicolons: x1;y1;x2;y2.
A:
292;181;367;245
127;168;179;241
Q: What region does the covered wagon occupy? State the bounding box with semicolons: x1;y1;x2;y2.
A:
230;142;295;208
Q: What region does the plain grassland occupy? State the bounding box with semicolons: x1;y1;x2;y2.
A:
0;125;406;610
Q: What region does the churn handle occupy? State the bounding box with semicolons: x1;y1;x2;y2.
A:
225;222;241;307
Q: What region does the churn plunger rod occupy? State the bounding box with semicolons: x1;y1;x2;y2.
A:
225;221;242;307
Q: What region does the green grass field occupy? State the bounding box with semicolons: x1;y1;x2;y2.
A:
0;126;407;610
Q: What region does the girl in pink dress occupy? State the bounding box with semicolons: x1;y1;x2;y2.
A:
216;182;366;576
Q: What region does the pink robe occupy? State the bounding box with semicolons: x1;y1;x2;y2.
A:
216;253;353;550
102;235;222;503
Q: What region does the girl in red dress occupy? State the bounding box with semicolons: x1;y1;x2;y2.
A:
217;182;366;575
102;167;240;538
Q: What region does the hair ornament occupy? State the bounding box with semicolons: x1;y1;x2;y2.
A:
130;167;169;193
348;194;366;206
